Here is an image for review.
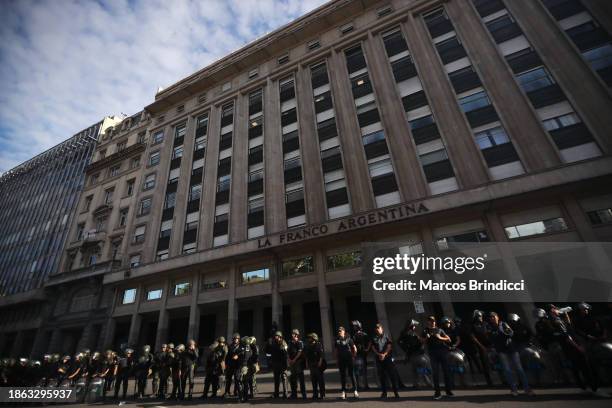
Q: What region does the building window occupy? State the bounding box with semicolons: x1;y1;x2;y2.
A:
177;104;184;114
130;254;141;268
281;256;314;278
164;191;176;209
174;282;191;296
116;141;126;152
147;289;163;301
248;68;259;79
327;251;362;271
76;223;85;240
241;267;269;284
160;219;173;238
133;225;146;243
104;188;114;204
119;208;129;227
172;145;184;159
152;130;164;145
90;173;99;185
504;217;568;239
307;39;320;51
542;113;581;131
156;249;169;261
183;242;197;254
122;288;137;304
84;195;93;211
436;230;490;250
143;174;156;190
131;156;140;169
194;137;206;151
587;208;612;225
516;67;555;93
339;22;354;35
189;184;202;201
137;132;146;144
99;149;107;160
139;198;152;216
202;279;227;290
459;90;491;112
95;216;107;232
221;81;232;92
109;165;121;177
278;53;289;65
126;179;135;196
149;151;160;166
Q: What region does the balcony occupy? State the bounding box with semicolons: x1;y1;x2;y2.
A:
81;231;106;248
86;141;145;173
49;259;123;286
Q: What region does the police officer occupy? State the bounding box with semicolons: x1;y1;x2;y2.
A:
113;348;135;400
41;354;56;387
225;333;242;398
56;355;72;386
179;340;198;399
470;309;493;386
574;302;606;343
423;316;452;400
372;323;400;399
548;304;604;396
236;336;254;402
266;331;289;398
398;319;432;388
507;313;533;348
487;312;533;396
288;329;307;399
91;351;111;400
304;332;325;399
351;320;371;390
334;326;358;399
152;344;165;397
68;353;86;385
134;345;153;399
202;337;227;399
169;344;183;400
247;336;260;398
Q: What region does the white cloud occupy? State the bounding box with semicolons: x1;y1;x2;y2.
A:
0;0;327;172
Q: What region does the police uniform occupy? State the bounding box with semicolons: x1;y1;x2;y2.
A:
202;340;227;398
334;334;357;394
179;345;198;399
372;331;399;397
304;334;325;399
113;351;134;400
288;335;307;399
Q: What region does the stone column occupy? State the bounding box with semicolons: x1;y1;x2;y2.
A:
155;279;171;349
230;92;248;242
170;115;196;256
198;105;221;251
362;32;429;200
421;225;456;318
315;250;333;359
505;0;612;154
327;49;375;212
10;331;25;357
127;283;144;346
264;77;287;233
187;273;201;341
48;328;63;354
402;16;489;188
101;286;119;350
271;257;283;327
296;64;327;224
227;263;238;338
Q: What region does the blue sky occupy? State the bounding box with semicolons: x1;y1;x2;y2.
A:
0;0;326;173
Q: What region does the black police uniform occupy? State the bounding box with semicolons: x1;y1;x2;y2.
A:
288;339;307;398
335;335;357;393
304;339;325;398
179;347;198;399
372;332;399;397
113;353;134;399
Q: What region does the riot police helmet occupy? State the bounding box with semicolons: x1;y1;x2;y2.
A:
507;313;520;323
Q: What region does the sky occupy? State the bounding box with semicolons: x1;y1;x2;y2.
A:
0;0;327;174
